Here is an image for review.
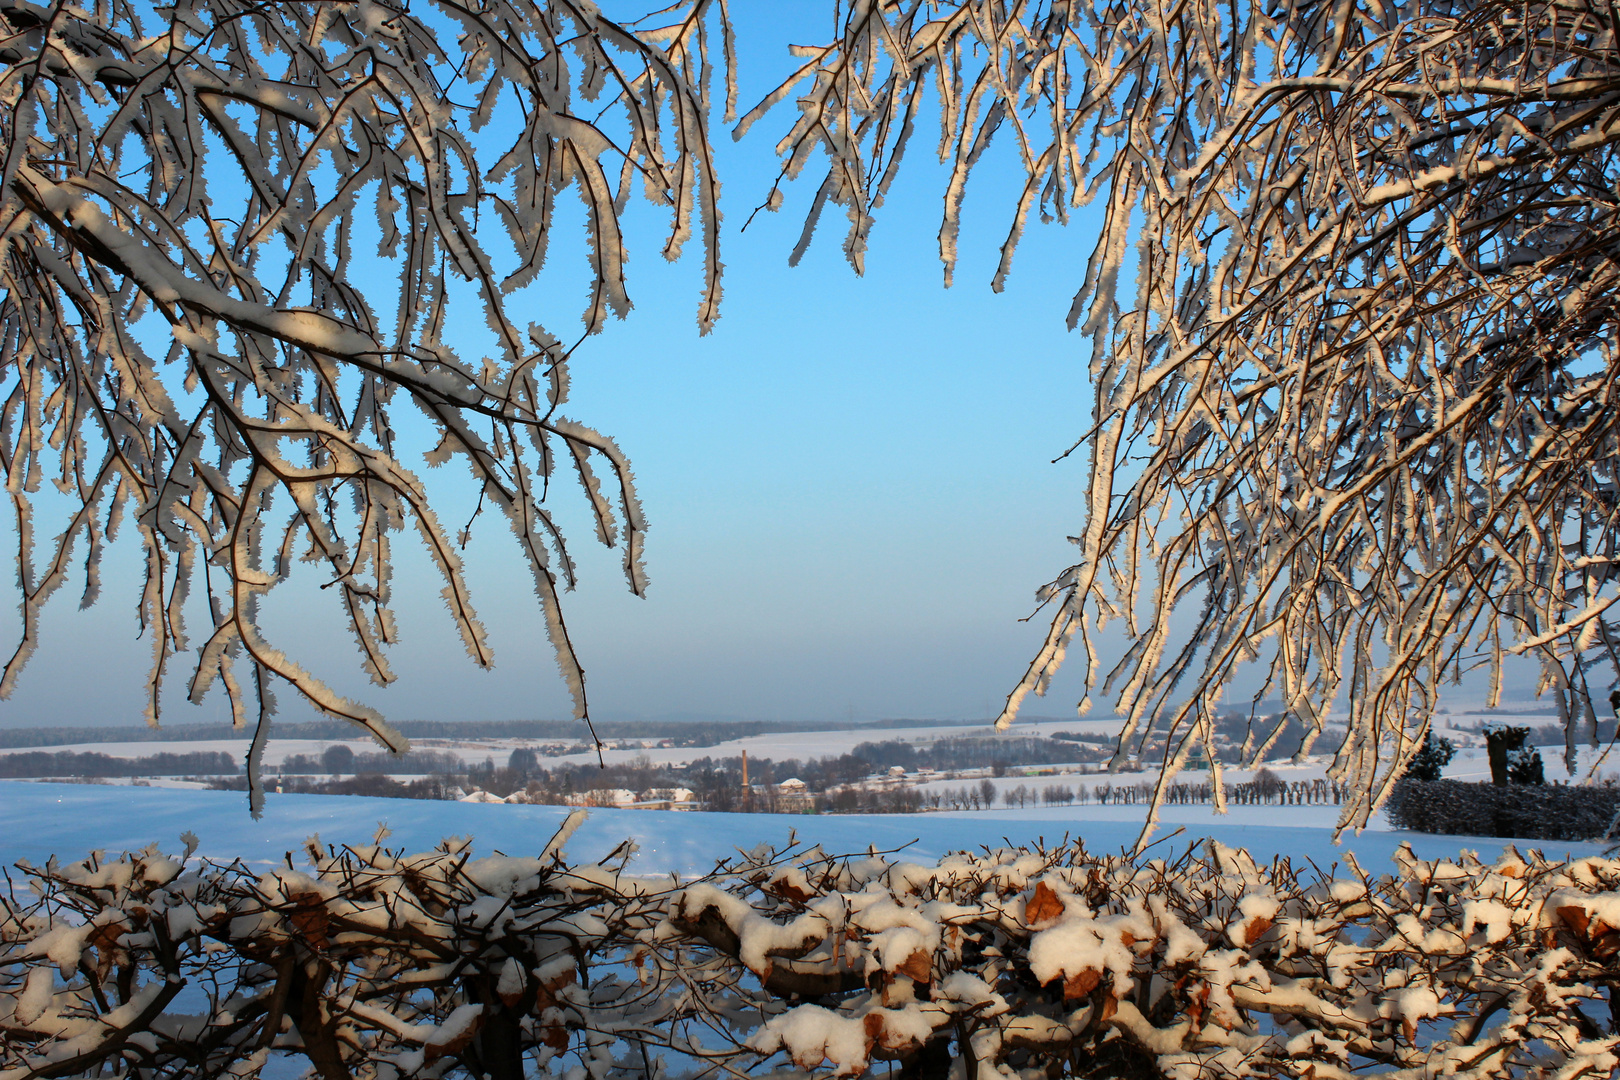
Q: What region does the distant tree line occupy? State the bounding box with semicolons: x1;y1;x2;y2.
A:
1519;719;1618;748
212;737;1109;813
1046;710;1339;765
0;750;239;778
277;748;468;776
968;773;1351;812
258;775;460;801
0;716;993;750
1211;711;1320;758
845;737;1104;771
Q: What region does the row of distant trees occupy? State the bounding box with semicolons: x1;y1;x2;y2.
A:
0;750;238;779
226;753;1353;816
250;735;1118;785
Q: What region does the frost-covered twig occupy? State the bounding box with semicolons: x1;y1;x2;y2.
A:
749;0;1620;847
0;0;731;801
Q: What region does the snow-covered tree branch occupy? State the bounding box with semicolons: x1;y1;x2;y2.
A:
750;0;1620;842
4;826;1617;1080
0;0;729;807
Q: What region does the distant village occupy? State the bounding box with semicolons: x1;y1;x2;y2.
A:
0;708;1588;815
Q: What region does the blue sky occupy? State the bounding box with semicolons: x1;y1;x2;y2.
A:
0;4;1116;731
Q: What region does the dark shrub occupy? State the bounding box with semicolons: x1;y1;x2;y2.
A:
1404;732;1455;782
1387;778;1620;841
322;744;356;776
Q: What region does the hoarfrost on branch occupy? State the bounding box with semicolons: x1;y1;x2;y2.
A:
750;0;1620;842
0;0;728;807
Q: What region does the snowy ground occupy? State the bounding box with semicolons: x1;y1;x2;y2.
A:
2;781;1605;879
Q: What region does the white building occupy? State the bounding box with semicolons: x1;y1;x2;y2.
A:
564;788;638;808
640;787;698;810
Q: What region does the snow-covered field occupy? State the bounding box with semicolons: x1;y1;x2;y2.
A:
0;719;1124;769
913;742;1620;803
2;710;1599;778
2;780;1605;879
5;708;1612;873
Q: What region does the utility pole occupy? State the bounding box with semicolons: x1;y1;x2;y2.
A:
741;750;750;811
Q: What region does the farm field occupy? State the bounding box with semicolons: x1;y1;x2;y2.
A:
0;717;1126;768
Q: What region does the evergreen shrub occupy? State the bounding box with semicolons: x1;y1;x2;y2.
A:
1386;777;1620;841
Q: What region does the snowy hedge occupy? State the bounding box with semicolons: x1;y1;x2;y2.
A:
3;817;1619;1080
1385;779;1620;841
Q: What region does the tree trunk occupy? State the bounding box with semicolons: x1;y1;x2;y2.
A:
285;961;352;1080
1486;730;1510;786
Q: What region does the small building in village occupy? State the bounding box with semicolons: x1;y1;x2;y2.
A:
775;777;814;811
